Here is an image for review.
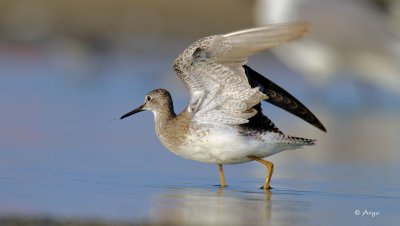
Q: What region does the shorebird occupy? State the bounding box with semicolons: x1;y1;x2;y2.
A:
121;22;326;189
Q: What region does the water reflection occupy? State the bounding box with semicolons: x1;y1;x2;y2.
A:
150;187;272;226
147;178;399;226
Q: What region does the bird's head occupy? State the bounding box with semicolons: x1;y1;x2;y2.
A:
120;89;174;119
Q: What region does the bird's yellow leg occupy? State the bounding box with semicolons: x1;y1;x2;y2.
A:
218;164;227;187
248;156;274;190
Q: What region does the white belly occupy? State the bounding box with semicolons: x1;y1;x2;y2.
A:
168;126;300;164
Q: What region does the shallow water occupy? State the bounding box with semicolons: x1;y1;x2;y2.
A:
1;48;399;225
1;164;398;226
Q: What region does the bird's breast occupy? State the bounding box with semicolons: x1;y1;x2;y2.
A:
169;124;286;164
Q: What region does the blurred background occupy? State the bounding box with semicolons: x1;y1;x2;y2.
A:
0;0;399;225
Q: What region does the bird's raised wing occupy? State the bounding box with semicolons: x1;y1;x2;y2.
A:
243;65;327;132
173;22;310;125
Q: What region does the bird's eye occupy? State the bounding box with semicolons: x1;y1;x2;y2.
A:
146;95;152;101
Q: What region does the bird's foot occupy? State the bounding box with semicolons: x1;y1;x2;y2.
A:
259;185;273;190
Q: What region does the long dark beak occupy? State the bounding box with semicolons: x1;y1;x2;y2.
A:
120;104;145;120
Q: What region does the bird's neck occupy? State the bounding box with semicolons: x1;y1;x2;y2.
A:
153;106;192;153
153;104;176;136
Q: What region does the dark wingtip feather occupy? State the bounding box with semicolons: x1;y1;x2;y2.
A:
243;65;327;133
319;124;327;133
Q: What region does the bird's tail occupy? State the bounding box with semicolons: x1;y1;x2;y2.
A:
286;135;315;145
